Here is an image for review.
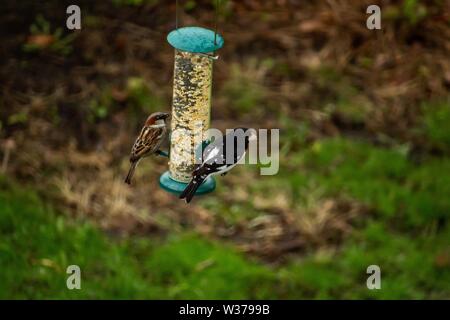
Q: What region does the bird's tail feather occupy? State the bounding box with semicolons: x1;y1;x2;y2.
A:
179;175;206;203
125;161;138;185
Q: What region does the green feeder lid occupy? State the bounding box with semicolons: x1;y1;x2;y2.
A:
159;171;216;196
167;26;224;53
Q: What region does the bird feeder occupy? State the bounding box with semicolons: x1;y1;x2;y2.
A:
159;26;224;195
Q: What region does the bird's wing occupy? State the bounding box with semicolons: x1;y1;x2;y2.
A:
131;126;165;160
200;144;239;175
202;131;247;166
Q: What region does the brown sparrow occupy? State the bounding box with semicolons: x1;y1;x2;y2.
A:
125;112;170;184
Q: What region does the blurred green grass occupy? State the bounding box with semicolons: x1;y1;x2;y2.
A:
1;173;448;299
297;138;450;227
422;99;450;152
0;178;276;299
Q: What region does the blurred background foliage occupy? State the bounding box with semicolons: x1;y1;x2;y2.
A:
0;0;449;299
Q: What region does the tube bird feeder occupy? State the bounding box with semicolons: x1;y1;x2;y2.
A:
159;26;224;195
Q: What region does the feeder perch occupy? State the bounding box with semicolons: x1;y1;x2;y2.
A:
159;26;224;195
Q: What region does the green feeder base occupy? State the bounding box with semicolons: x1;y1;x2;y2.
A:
159;171;216;196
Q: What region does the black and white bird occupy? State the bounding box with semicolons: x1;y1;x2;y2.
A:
179;128;257;203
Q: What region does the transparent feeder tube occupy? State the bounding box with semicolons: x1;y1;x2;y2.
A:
169;50;213;182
